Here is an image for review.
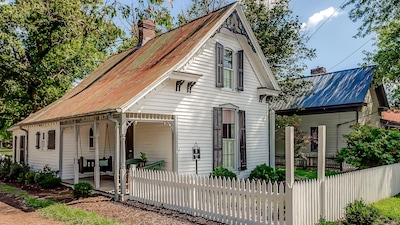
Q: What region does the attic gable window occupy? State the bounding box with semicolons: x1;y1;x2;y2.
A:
215;42;244;91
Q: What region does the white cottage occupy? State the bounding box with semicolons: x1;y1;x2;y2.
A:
9;2;280;199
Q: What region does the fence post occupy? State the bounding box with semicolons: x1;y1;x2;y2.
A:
285;126;295;225
318;125;326;219
130;164;137;199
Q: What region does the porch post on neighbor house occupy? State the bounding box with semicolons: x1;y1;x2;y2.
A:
94;121;100;188
120;113;127;200
269;109;276;168
285;126;295;225
74;122;79;184
318;125;327;219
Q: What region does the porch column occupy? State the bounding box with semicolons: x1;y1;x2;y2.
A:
94;121;100;188
108;113;120;201
120;113;127;200
74;123;79;184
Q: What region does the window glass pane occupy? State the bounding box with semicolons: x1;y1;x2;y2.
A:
223;140;235;169
223;49;232;69
311;127;318;152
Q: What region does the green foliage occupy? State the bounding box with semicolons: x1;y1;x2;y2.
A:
0;0;122;132
9;162;30;182
25;196;55;209
209;167;237;180
315;218;340;225
0;156;12;180
73;182;93;198
337;124;400;169
249;164;284;182
343;200;379;225
23;171;36;184
373;194;400;221
294;169;341;180
177;0;228;26
140;152;147;163
275;115;310;158
34;165;61;189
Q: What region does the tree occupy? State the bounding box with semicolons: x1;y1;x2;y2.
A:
0;0;122;136
337;124;400;169
177;0;228;26
113;0;174;53
342;0;400;106
178;0;315;101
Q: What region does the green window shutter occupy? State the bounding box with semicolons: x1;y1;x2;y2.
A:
237;50;244;91
215;42;224;87
238;110;246;170
213;107;223;169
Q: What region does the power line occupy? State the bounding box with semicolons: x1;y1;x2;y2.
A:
307;0;347;40
328;37;373;71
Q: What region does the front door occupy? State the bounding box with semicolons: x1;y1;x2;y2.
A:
126;124;134;159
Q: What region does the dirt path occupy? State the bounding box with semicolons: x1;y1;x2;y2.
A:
0;201;64;225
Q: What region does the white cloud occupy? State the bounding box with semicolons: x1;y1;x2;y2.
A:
301;7;341;31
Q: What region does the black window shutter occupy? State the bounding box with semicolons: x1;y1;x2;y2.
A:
215;42;224;87
35;132;40;149
213;107;223;169
238;110;247;170
48;130;56;149
237;50;244;91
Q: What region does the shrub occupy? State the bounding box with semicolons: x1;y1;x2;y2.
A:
343;199;379;225
249;164;279;182
275;168;286;181
337;124;400;169
39;175;61;189
9;162;29;182
23;171;36;184
315;218;340;225
209;167;237;180
0;157;12;180
73;182;93;198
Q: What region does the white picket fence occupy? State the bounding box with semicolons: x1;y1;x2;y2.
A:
128;162;400;225
292;162;400;224
129;168;286;225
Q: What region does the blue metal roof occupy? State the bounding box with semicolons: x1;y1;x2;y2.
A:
287;66;375;109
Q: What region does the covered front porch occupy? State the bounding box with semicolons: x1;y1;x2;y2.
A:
60;112;176;200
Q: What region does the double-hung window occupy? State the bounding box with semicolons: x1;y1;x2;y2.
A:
216;42;244;91
213;107;246;171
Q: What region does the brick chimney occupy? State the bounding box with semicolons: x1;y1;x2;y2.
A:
311;67;326;75
138;20;155;46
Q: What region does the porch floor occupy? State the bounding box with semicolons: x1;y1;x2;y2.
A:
62;175;116;195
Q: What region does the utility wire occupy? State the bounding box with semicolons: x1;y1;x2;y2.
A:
328;37;373;71
307;0;347;40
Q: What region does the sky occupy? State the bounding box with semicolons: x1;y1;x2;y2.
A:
166;0;375;75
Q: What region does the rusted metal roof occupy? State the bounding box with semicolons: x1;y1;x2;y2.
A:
19;3;236;125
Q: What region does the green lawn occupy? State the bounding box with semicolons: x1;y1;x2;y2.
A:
294;169;341;180
0;147;12;157
373;193;400;221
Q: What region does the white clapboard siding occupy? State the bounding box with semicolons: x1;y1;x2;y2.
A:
61;127;75;179
26;124;60;172
129;168;286;225
134;122;173;171
129;32;269;177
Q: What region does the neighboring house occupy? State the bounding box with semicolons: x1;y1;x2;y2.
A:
9;2;280;197
274;66;389;166
381;109;400;129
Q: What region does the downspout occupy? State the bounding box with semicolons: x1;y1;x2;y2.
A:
19;126;28;164
108;113;120;201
